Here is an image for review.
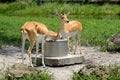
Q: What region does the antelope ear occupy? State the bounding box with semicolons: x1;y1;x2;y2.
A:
56;12;60;16
66;12;70;16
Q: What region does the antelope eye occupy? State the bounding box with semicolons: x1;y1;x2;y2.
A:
61;17;64;19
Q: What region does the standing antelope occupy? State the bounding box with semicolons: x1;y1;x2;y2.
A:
21;21;60;67
56;12;82;55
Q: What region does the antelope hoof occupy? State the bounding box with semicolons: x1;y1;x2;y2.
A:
42;64;46;68
30;64;34;67
67;51;70;54
80;52;82;55
74;52;76;55
28;64;33;67
33;63;37;67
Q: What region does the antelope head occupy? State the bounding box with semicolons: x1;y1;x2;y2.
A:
56;12;70;23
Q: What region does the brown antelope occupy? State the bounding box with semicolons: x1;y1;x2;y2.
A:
21;21;60;67
56;12;82;55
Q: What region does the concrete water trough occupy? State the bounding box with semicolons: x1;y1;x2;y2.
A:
45;39;68;57
32;39;84;66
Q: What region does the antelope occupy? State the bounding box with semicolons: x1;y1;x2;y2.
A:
56;12;82;55
21;21;60;67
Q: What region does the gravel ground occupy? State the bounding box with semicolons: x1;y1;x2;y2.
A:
0;45;120;80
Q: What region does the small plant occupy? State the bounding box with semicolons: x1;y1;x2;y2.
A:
0;63;52;80
72;64;120;80
1;70;52;80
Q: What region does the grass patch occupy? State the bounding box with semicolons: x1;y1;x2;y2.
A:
0;15;59;48
0;2;120;17
0;15;120;51
80;17;120;51
0;3;120;51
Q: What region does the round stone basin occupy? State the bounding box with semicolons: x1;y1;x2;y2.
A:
45;39;68;57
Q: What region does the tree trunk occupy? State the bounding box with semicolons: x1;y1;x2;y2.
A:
37;0;42;6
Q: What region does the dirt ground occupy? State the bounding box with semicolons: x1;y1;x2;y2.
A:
0;45;120;80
